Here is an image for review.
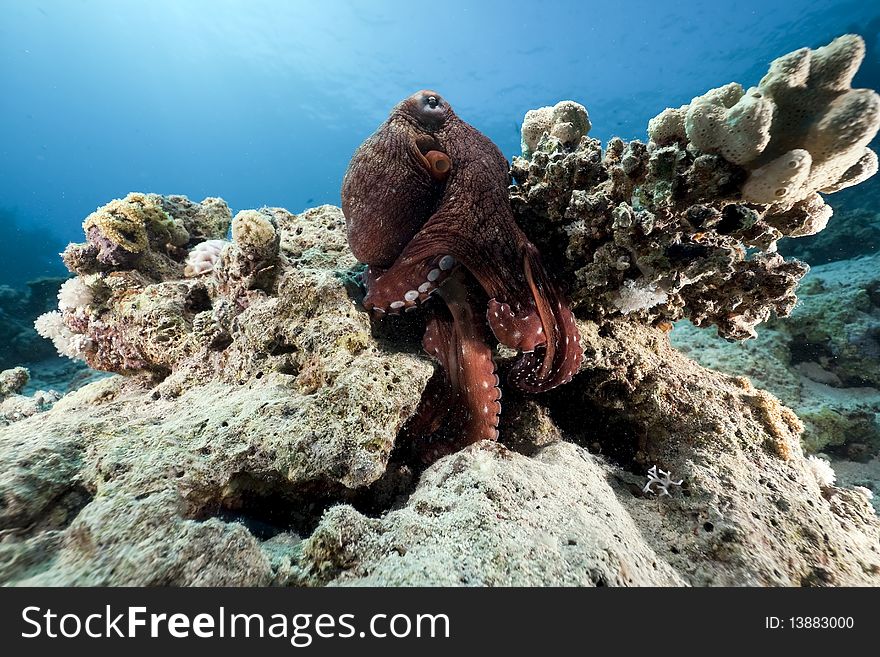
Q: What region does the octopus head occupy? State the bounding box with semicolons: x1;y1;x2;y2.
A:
397;90;452;132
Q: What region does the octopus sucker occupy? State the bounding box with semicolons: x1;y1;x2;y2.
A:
342;90;582;461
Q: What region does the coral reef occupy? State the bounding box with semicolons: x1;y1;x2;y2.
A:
672;252;880;460
3;314;877;585
2;36;879;586
510;36;879;341
62;192;231;281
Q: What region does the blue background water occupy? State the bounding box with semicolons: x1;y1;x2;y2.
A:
1;0;878;285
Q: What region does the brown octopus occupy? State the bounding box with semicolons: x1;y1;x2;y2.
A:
342;90;582;459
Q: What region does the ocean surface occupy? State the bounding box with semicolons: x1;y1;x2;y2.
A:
1;0;878;285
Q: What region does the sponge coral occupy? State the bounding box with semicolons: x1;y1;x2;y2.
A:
650;35;880;206
521;100;591;157
83;193;174;258
685;83;774;165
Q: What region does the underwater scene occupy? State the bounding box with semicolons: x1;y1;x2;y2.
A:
1;0;879;587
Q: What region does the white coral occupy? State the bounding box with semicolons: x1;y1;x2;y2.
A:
184;239;228;277
805;454;836;488
613;279;668;315
643;465;683;496
521;100;591;156
34;311;90;361
57;276;94;311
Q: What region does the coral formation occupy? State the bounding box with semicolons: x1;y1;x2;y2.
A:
63;192;231;280
673;251;880;460
0;367;29;399
521;100;592;157
3;35;879;586
510;36;880;341
300;322;879;586
184;239;227;277
806;455;837;488
650;35;880;205
2;189;877;585
781;179;880;264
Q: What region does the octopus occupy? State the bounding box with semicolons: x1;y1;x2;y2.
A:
342;90;582;460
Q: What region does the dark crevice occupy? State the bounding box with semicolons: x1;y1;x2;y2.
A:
788;335;834;365
542;381;641;469
192;464;419;541
370;313;428;355
4;484;94;539
184;285;212;315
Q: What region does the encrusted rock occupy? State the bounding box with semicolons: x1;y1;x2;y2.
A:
0;367;29;399
297;321;880;586
673;252;880;459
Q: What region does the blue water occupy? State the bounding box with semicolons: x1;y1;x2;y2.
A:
1;0;878;285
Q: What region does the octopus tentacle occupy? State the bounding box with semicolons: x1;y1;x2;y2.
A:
342;90;583;461
385;205;582;388
418;275;501;451
506;244;583;391
362;252;458;314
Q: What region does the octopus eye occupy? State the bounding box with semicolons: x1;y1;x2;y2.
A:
403;90;448;128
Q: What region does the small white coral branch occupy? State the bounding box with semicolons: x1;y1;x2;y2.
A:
643;465;684;496
613;279;668;315
57;276;94;311
34;311;91;361
805;455;836;488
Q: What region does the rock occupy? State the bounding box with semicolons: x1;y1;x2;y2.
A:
301;442;685;586
0;367;29;399
0;202;433;585
295;322;880;586
672;252;880;459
